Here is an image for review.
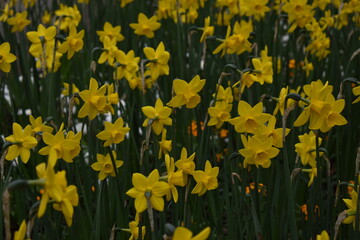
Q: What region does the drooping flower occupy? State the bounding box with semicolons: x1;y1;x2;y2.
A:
167;75;206;108
91;151;123;180
0;42;16;72
98;37;119;66
239;134;279;168
165;154;187;202
142;98;172;135
96;117;130;146
343;190;358;228
113;50;139;80
228;101;271;134
130;13;161;38
5;123;38;163
207;102;232;129
255;116;290;148
126;169;170;213
191;160;219;196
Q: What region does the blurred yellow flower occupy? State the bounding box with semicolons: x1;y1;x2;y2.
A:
240;0;270;21
98;37;118;65
167;75;206;108
130;13;161;38
7;11;31;32
29;115;53;136
172;226;211;240
97;22;124;43
14;220;26;240
5;123;38;163
0;42;16;72
165;154;186;202
352;85;360;104
119;0;134;8
343;190;358;228
158;129;172;159
142;98;172;135
53;185;79;226
114;50;139;80
96;117;130;146
316;230;329;240
55;4;81;31
91;151;123;180
199;16;214;43
126;169;170;212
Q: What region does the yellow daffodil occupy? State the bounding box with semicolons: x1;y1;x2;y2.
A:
5;123;38;163
29;115;53;136
42;10;51;25
175;147;196;175
14;220;26;240
98;37;119;65
305;31;330;59
343;190;358;228
353;85;360;104
213;85;233;104
172;226;211;240
239;134;280;168
199;16;214;42
121;212;145;240
0;3;14;22
55;4;81;31
319;94;347;132
295;131;322;168
158;129;172;159
36;163;67;218
97;21;124;43
0;42;16;72
91;151;123;180
167;75;206;108
282;0;314;32
142;98;172;135
164;154;185;202
207;103;232;129
96;117;130;146
316;230;330;240
273;86;299;116
213;20;253;57
256;116;290;148
39;125;80;166
120;0;134;8
130;13;161;38
7;11;31;32
53;185;79;226
126;169;170;212
58;24;84;59
114;50;139;80
26;24;56;57
78;78;107;120
143;41;170;80
191;160;219;196
240;0;270;21
228;101;271;134
62;82;80;104
251;57;273;84
302;167;318;186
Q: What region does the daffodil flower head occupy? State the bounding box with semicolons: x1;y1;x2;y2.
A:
96;117;130;147
143;41;170;80
167;75;206;108
91;151;123;180
343;190;358;228
158;129;172;159
29;115;53;136
5;123;38;163
0;42;17;72
142;98;172;135
191;160;219;196
130;13;161;38
239;134;279;168
228;100;271;134
126;169;170;213
97;21;124;43
175;148;196;175
53;185;79;226
172;226;211;240
295;131;322;168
